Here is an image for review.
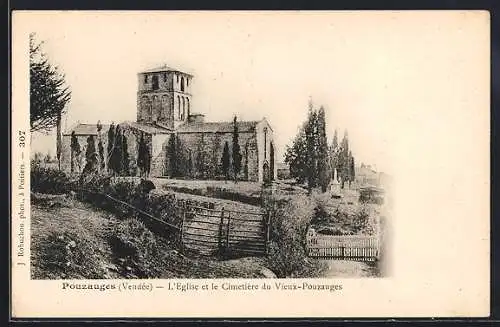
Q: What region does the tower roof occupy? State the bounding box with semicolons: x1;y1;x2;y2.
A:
140;64;194;76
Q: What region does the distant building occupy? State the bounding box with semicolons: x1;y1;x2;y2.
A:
276;162;291;180
61;64;277;183
355;164;379;186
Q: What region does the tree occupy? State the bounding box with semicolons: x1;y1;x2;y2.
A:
195;133;210;179
70;131;81;174
82;135;98;175
107;122;115;173
44;153;52;163
330;129;339;181
222;141;230;181
167;134;177;177
284;124;308;183
304;101;319;193
96;121;105;172
349;151;356;187
109;124;123;176
338;130;350;189
122;133;130;176
29;33;71;132
232;116;242;182
317;106;331;192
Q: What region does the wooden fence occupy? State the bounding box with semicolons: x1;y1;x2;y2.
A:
100;192;268;258
181;205;269;258
306;229;380;261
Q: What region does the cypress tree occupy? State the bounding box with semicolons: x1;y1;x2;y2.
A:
122;133;129;176
317;106;331;192
107;122;115;173
83;135;98;175
167;134;177;177
70;131;80;174
232;116;242;182
222;141;230;181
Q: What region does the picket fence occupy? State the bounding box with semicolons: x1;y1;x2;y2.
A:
306;229;380;261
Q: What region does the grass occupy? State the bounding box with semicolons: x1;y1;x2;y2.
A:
31;193;271;279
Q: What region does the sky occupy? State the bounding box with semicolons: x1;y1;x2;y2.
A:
19;11;489;174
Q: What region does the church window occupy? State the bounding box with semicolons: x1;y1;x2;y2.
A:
163;73;167;82
181;77;185;92
144;75;148;84
182;97;185;120
177;96;181;119
152;75;159;90
186;98;190;116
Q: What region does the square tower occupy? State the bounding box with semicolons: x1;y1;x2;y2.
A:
137;64;193;129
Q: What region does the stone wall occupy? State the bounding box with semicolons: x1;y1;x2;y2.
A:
61;132;109;176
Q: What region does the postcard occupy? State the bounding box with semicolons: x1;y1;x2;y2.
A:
11;10;490;318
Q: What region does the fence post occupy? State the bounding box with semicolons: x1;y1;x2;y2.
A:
265;211;271;255
218;207;225;258
225;211;231;258
179;203;186;253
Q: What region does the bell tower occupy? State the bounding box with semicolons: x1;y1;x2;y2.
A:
137;64;193;129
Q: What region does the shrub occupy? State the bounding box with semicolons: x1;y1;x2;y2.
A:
108;218;163;278
31;164;71;194
33;230;108;279
264;195;327;278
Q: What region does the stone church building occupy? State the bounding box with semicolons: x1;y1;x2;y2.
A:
61;64;277;183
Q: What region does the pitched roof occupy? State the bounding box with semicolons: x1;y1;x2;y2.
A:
140;64;194;76
63;123;109;136
124;121;173;134
176;120;260;133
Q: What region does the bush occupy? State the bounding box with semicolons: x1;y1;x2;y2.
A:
31;164;71;194
34;230;108;279
264;195;327;278
108;218;163;278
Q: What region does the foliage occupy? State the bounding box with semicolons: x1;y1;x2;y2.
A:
98;139;105;171
108;124;130;176
29;33;71;132
107;122;115;173
311;199;376;236
284;99;331;192
284;125;308;183
70;131;81;174
137;133;151;178
96;121;105;171
108;218;162;278
122;133;130;176
82;135;98;176
222;141;230;180
31;164;71;194
316;106;331;192
232;116;242;182
265;195;327;278
195;133;211;179
336;130;356;189
34;230;108;279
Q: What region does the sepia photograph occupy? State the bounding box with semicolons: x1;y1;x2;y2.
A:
28;13;392;280
11;10;489;318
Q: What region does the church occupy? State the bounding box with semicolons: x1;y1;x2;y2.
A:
61;64;277;183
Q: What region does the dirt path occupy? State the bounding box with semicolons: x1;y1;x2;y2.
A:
318;259;380;278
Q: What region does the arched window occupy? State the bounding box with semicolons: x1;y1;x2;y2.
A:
181;77;185;92
152;75;159;90
144;75;148;84
186;98;190;116
177;96;181;119
161;95;169;119
181;97;186;120
152;96;160;121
